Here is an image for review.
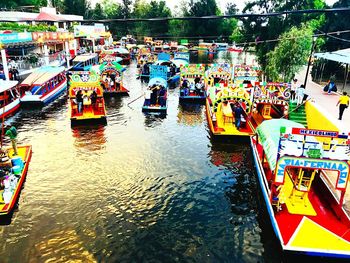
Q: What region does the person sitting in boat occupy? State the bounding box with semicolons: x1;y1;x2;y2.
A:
195;80;204;96
189;82;196;94
115;74;121;91
158;87;166;107
150;85;159;105
90;90;98;109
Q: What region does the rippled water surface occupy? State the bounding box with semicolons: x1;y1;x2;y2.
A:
0;52;277;262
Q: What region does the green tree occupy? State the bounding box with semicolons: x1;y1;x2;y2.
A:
132;0;171;38
240;0;326;70
265;23;314;82
0;0;47;9
64;0;90;17
90;3;105;20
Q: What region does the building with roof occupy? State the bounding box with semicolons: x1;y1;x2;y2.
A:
0;7;84;30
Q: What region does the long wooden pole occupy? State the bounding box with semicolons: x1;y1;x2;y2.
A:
1;90;7;148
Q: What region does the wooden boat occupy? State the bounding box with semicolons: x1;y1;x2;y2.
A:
179;64;206;103
251;119;350;259
233;64;261;85
100;47;131;65
70;53;99;71
0;80;23;119
20;66;67;106
142;65;168;114
206;84;255;137
152;40;163;53
250;82;291;126
0;145;32;215
90;62;129;97
69;71;107;125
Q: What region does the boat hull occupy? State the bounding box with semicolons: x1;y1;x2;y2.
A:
20;81;67;107
0;145;32;216
179;95;206;104
71;116;107;126
0;99;21;119
250;137;350;259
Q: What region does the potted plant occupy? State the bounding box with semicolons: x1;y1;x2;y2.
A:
27;54;39;68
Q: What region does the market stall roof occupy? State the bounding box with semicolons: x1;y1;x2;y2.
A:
314;48;350;64
35;11;65;21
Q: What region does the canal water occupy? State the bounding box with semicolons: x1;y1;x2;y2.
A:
0;52;282;262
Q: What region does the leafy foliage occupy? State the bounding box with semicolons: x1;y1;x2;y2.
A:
0;22;57;32
265;23;314;82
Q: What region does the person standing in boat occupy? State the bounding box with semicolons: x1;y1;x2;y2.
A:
5;125;18;156
90;90;98;109
76;90;84;113
234;102;243;130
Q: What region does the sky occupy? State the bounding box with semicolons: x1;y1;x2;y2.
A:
90;0;339;13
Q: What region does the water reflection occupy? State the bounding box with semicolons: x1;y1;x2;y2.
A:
1;52;273;262
72;126;107;151
143;114;166;128
177;103;204;126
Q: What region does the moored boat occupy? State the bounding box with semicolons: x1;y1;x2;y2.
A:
179;64;206;103
0;80;22;119
251;119;350;258
142;65;168;114
69;71;107;125
90;61;129;97
0;145;32;216
20;66;67;106
70;53;99;71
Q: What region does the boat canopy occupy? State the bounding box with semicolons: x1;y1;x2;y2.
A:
149;77;167;88
0;80;18;93
21;66;65;86
256;119;305;171
114;47;129;54
171;59;189;68
73;54;98;62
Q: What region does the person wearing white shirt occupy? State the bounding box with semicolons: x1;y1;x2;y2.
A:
296;84;305;107
290;79;298;101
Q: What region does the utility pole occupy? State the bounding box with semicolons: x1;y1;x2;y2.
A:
304;36;317;89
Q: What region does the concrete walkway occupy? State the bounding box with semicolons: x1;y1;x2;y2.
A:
295;66;350;132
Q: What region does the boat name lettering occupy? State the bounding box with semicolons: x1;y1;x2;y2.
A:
292;128;338;137
275;157;349;190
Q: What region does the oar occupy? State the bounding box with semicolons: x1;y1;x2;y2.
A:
127;93;145;106
127;86;159;106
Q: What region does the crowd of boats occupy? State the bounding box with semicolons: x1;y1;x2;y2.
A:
0;40;350;260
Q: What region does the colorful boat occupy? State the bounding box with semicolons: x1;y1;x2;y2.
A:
70;53;99;71
0;80;22;119
152;40;163;53
20;66;67;106
250;82;290;126
205;83;255;137
100;48;131;65
90;61;129;97
251;119;350;259
233;64;260;85
142;65;168;114
179;64;206;102
69;71;107;125
0;145;32;216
